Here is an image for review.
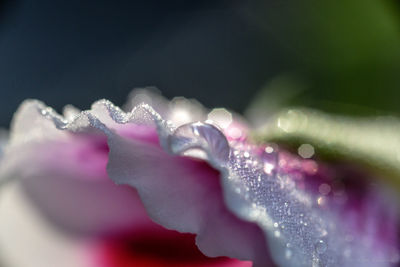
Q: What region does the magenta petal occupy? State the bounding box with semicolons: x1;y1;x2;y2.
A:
106;129;272;266
0;101;150;235
97;104;399;266
4;96;400;267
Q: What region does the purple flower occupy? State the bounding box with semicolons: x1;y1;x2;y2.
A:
0;90;399;266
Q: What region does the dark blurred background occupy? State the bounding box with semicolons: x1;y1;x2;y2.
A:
1;0;400;127
0;0;287;127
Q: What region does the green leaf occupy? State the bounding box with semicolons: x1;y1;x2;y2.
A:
253;108;400;190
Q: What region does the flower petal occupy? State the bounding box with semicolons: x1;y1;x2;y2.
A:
5;95;399;267
106;126;272;266
0;100;149;235
95;103;399;266
1;99;252;267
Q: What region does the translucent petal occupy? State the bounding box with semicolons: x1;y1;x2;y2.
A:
4;97;398;267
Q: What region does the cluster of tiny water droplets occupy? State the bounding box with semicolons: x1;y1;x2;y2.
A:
227;142;334;266
33;100;398;267
223;139;400;266
149;117;394;267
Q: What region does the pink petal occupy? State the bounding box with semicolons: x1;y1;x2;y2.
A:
1;99;254;267
0;101;148;235
96;103;399;266
5;95;399;267
106;127;272;266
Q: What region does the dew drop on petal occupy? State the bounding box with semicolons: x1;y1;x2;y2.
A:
315;240;327;254
274;230;281;238
317;196;326;207
318;183;331;195
265;146;274;154
170;108;192;126
263;162;275;174
227;127;242;139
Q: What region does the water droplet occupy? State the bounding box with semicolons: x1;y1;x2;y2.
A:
287;208;291;216
318;183;331;195
171;108;192;126
263;162;275;174
298;143;315;158
283;176;295;190
319;229;328;237
315;240;327;254
226;127;242;140
274;230;281;238
317;196;326;206
265;146;274;153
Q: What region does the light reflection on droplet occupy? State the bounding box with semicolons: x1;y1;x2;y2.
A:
264;162;275;174
265;146;274;153
207;108;233;129
302;160;318;175
317;196;326;206
171;108;191;126
279;159;287;167
274;230;281;238
298;144;315;158
277;110;304;133
319;229;328;237
227;127;242;139
134;93;152;105
318;183;331;195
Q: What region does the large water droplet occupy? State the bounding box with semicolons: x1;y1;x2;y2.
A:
169;122;230;165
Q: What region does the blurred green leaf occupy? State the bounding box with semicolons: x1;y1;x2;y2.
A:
252;108;400;190
243;0;400;114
